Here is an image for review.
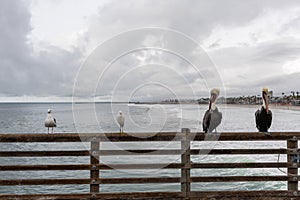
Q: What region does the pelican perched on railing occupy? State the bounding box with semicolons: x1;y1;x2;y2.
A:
45;109;56;134
255;87;272;132
202;88;222;133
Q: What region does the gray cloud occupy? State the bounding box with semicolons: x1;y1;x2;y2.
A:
0;0;82;98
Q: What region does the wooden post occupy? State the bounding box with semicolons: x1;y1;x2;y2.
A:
287;136;298;191
181;128;191;199
90;139;100;195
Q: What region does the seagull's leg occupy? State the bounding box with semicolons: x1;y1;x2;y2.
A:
52;127;54;134
48;127;49;134
119;126;121;133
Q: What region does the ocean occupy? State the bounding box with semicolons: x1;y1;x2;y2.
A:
0;103;300;194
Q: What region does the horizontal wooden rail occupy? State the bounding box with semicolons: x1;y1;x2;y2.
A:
0;150;89;157
0;177;181;185
191;176;290;182
1;162;297;171
0;149;288;157
189;191;299;199
0;163;182;171
1;132;300;142
2;176;295;186
0;192;184;200
1;191;299;200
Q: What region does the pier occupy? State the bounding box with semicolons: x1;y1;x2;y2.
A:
0;130;300;199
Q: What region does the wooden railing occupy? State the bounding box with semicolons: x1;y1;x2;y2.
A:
0;130;299;199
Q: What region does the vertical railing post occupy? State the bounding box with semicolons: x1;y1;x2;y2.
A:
287;136;298;192
90;138;100;196
181;128;191;199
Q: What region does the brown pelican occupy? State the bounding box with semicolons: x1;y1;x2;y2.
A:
45;109;56;134
117;111;125;133
255;87;272;132
202;88;222;133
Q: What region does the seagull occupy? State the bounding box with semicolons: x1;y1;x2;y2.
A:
202;88;222;133
45;109;56;134
117;111;125;133
255;87;272;132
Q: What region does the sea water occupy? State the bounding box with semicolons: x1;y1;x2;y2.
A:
0;103;300;194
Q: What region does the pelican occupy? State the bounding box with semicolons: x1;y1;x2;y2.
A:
255;87;272;132
117;111;125;133
202;88;222;133
44;109;56;134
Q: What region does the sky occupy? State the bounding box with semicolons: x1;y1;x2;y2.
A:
0;0;300;102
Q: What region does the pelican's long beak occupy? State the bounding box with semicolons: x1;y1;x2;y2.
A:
209;94;217;110
263;92;269;113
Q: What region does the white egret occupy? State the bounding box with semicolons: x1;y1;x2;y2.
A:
117;111;125;133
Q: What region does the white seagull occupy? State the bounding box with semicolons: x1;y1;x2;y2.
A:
45;109;56;134
117;111;125;133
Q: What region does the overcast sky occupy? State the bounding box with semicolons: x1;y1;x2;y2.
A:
1;0;300;102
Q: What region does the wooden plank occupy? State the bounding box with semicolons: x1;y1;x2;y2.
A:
287;137;298;191
0;179;90;185
192;132;300;141
0;151;89;157
0;191;298;200
0;192;183;200
97;177;180;184
0;149;287;157
190;149;287;155
0;194;92;200
0;162;293;171
0;177;180;185
96;163;182;170
98;149;182;155
191;176;288;182
0;132;181;142
1;132;300;142
191;162;288;168
0;164;90;171
0;163;183;171
190;191;299;199
0;191;297;199
90;141;99;193
181;128;191;198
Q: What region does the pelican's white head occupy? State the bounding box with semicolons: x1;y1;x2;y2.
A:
48;109;52;114
209;88;220;110
262;87;269;112
262;87;268;93
210;88;220;97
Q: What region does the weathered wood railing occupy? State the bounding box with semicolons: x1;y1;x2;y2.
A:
0;130;299;199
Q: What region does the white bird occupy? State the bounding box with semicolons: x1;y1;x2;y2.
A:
117;111;125;133
45;109;56;134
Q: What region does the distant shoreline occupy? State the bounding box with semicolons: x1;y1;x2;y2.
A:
217;103;300;111
0;101;299;111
